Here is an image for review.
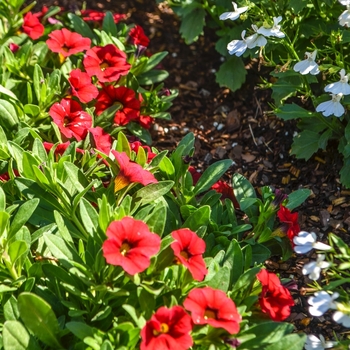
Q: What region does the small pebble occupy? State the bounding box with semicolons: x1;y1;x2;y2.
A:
210;68;216;73
231;142;238;148
293;131;298;137
217;123;224;131
171;52;177;57
164;127;169;133
213;122;218;127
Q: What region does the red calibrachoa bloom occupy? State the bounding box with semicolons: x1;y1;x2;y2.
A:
89;127;112;155
81;9;126;23
46;28;91;57
68;69;98;103
83;44;131;83
9;43;20;53
183;287;242;334
102;217;161;275
256;269;295;322
136;115;153;129
277;204;300;242
211;180;240;209
112;151;158;192
171;228;207;281
22;12;44;40
130;140;156;162
129;25;150;47
140;306;193;350
95;85;140;125
43;141;84;156
49;98;92;141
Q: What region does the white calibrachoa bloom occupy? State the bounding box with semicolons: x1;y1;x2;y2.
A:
308;291;339;317
257;16;285;38
302;254;331;281
333;310;350;327
219;1;248;21
325;69;350;95
293;231;332;254
339;0;350;5
227;25;267;56
227;30;248;56
339;6;350;26
305;334;337;350
316;93;345;117
293;50;320;75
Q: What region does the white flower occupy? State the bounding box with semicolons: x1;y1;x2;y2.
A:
339;6;350;26
325;69;350;95
293;231;332;254
333;310;350;327
305;334;337;350
257;16;285;38
339;0;350;5
308;291;339;317
302;254;331;280
246;24;267;49
219;2;248;21
293;50;320;75
227;30;248;56
316;93;345;117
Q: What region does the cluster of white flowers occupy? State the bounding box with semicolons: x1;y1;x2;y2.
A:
220;2;284;57
339;0;350;27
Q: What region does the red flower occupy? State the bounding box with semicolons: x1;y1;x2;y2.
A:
43;141;84;155
188;166;201;185
130;141;156;163
183;287;241;334
129;25;150;47
256;269;295;322
46;28;91;57
171;228;207;281
49;98;92;141
95;85;140;125
89;127;112;155
0;170;19;182
22;12;44;40
111;151;158;192
211;180;240;209
140;306;193;350
83;44;131;83
136;115;153;129
81;9;126;23
102;216;161;275
277;205;300;242
9;43;20;53
68;69;98;103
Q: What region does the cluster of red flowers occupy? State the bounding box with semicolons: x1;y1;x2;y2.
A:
140;286;242;350
257;269;295;321
20;7;154;143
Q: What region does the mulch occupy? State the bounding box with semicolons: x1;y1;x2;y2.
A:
31;0;350;339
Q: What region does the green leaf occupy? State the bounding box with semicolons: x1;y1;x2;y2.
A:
79;198;99;237
8;199;39;240
291;130;320;160
142;52;168;73
4;296;19;321
182;205;211;231
133;181;174;206
275;103;314;120
286;189;311;210
102;11;117;37
179;6;206;44
8;240;29;266
194;159;232;195
43;233;74;261
216;56;247;92
137;70;169;85
68;13;95;39
251;243;271;264
0;99;19;131
264;333;306;350
17;293;62;348
207;266;230;292
340;158;350;189
3;321;31;350
223;239;243;286
33;64;44;104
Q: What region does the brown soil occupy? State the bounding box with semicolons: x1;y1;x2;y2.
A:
32;0;350;340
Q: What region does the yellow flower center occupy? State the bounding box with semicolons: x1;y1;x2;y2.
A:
180;250;189;260
120;242;131;256
153;323;169;336
100;62;109;71
114;173;130;192
204;309;216;320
